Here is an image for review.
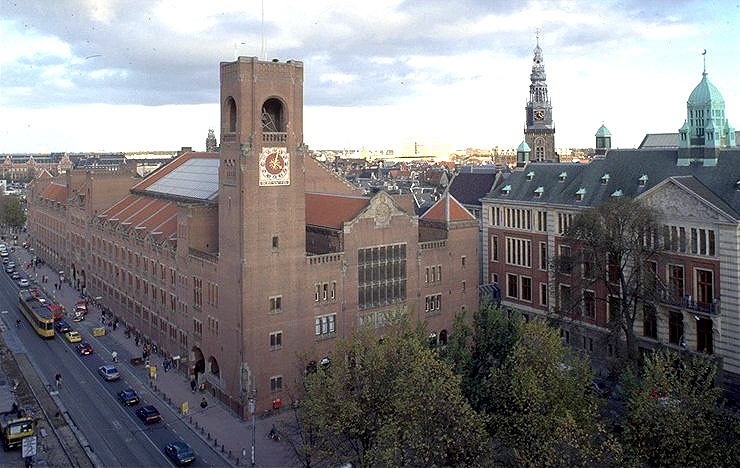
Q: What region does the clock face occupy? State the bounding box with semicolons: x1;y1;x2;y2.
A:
534;110;545;121
259;147;290;186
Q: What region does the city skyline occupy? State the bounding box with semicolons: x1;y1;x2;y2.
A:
1;0;738;153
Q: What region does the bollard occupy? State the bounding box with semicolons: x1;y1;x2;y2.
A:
229;449;232;458
221;444;225;453
189;416;192;424
194;421;199;429
201;427;205;435
236;458;239;466
214;438;218;447
207;432;211;440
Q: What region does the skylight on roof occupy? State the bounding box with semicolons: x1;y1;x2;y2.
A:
526;171;535;180
534;186;544;198
611;190;623;197
144;158;220;201
601;173;610;184
502;184;512;194
575;188;586;201
559;171;567;181
639;174;648;186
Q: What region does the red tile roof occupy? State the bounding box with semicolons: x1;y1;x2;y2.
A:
41;183;67;203
130;151;218;192
99;194;177;243
306;192;370;229
420;193;476;223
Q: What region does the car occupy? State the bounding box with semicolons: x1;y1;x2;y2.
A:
0;251;7;258
164;441;195;466
76;342;93;356
2;258;8;264
18;278;29;287
10;272;20;280
4;266;13;273
54;320;72;334
22;242;28;249
7;262;15;269
72;312;85;322
117;389;140;406
98;365;120;381
136;405;161;424
64;331;82;343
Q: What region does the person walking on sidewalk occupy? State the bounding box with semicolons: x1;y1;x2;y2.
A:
190;379;196;393
200;397;208;412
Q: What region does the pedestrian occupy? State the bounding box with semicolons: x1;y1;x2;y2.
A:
112;321;117;331
200;397;208;411
190;379;196;393
135;336;140;347
163;360;169;373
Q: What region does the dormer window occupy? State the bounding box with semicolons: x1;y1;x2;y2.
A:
639;174;648;187
502;184;512;195
534;186;544;198
575;188;586;201
601;173;610;185
611;189;623;197
526;171;535;181
736;179;740;191
559;171;567;182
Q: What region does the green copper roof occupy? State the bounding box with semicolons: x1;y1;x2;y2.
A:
595;124;611;137
517;140;531;152
688;73;724;107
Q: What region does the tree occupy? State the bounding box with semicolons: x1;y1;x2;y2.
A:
621;350;740;467
295;321;490;467
487;320;622;467
0;194;26;230
551;197;663;365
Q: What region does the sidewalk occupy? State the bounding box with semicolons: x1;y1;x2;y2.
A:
15;246;297;468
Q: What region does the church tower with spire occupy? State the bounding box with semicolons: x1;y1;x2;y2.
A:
524;33;556;162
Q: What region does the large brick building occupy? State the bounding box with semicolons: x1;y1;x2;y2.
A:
27;57;480;415
481;69;740;400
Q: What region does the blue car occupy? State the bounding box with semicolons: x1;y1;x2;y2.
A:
164;441;195;466
117;389;140;406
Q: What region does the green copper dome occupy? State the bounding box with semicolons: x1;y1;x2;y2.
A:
688;72;724;106
595;124;611;137
517;140;531;152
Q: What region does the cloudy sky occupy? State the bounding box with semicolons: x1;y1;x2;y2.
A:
1;0;738;153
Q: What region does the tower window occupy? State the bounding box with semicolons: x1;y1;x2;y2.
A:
261;98;284;132
272;236;279;250
225;97;237;133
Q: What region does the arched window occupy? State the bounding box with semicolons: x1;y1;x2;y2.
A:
225;97;237;133
208;356;220;378
261;98;284;132
535;137;545;161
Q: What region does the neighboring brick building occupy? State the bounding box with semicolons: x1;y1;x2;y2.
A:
27;57;480;415
481;69;740;401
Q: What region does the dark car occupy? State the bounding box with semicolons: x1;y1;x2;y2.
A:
54;320;72;334
164;441;195;466
136;405;161;424
117;389;140;406
76;342;93;356
10;272;20;280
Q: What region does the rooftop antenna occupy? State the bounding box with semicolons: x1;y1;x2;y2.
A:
702;48;707;75
261;0;266;61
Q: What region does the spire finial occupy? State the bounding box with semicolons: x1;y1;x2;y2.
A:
535;28;540;47
702;48;707;76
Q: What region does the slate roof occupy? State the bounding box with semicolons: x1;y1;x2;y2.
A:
483;148;740;219
448;173;497;207
305;193;370;230
640;131;740;149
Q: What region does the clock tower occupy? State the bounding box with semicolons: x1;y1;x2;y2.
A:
217;57;307;409
524;34;556;162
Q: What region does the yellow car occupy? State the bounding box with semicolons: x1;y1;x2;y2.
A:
65;331;82;343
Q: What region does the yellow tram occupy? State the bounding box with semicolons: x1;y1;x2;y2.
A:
18;289;55;338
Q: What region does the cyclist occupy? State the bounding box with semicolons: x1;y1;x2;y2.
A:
55;373;62;389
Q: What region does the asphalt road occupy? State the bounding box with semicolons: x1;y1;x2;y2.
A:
0;251;230;467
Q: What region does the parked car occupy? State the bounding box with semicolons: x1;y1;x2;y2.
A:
18;278;29;288
136;405;161;424
10;272;20;280
117;389;140;406
164;441;195;466
98;365;120;381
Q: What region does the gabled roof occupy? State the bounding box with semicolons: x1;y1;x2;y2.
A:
305;192;370;229
420;193;475;222
640;131;740;149
41;183;67;203
448;172;496;207
98;194;178;242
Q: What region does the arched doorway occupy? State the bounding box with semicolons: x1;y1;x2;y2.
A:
208;356;220;379
191;346;205;379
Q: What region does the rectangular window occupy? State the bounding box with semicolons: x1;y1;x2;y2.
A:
438;265;442;282
608;253;619;283
492;236;499;262
699;229;707;255
331;281;336;300
315;314;337;336
540;283;548;306
539;242;548;270
679;227;686;252
425;267;429;283
696;317;713;354
583;290;596;319
607;296;621;323
643;304;657;339
270;376;283;393
461;256;466;269
521;277;532;302
696;269;713;306
708;230;715;256
270;331;282;350
559;246;572;274
462;280;466;293
272;236;279;249
669;311;683;345
506;237;532;267
559;284;571;311
269;296;282;314
669;265;684;298
691;228;698;254
322;283;328;301
315;284;320;302
507;274;518;299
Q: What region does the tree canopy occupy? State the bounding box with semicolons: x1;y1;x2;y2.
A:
295;321;490;467
0;194;26;230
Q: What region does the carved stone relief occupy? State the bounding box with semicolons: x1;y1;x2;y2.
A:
644;182;725;222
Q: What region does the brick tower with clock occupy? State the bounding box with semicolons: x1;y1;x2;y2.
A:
217;57;307;408
524;34;556;162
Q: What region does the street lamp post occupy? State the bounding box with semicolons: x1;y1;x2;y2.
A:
249;396;256;466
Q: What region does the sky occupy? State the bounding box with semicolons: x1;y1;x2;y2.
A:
1;0;739;154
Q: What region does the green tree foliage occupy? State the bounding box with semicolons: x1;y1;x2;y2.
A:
487;320;622;467
0;194;26;229
551;197;663;365
622;351;740;467
297;322;490;467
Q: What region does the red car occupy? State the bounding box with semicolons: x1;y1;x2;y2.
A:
76;343;93;356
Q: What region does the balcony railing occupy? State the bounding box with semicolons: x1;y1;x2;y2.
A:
263;132;287;144
657;288;720;315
